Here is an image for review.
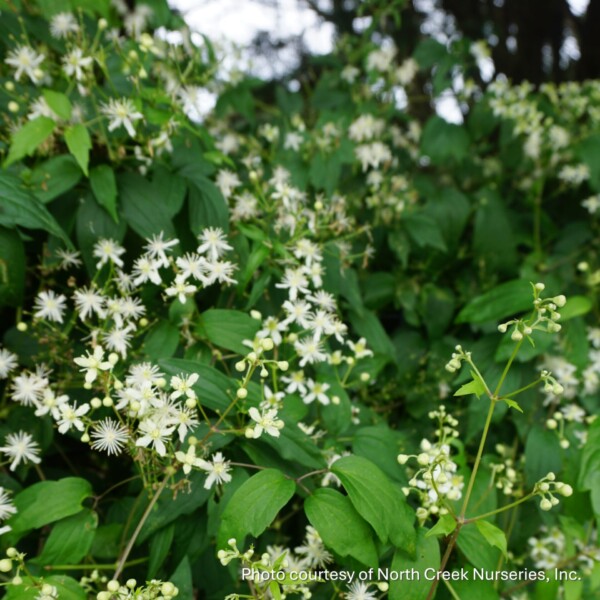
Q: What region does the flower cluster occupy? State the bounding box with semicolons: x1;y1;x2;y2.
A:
533;472;573;511
398;406;463;523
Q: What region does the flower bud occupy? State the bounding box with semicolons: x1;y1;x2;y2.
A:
535;282;545;291
397;454;409;464
559;483;573;497
511;329;523;341
539;498;552;511
8;101;19;113
0;559;12;572
277;361;289;371
260;338;274;351
235;360;246;372
546;418;557;429
107;580;120;592
236;388;247;399
560;439;570;449
553;295;566;307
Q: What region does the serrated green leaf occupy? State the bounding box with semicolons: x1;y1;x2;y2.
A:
5;116;56;167
425;514;457;538
43;89;72;120
331;456;416;552
218;469;295;548
454;371;486;398
90;165;118;221
503;398;523;413
475;520;508;557
305;488;379;567
64;124;92;176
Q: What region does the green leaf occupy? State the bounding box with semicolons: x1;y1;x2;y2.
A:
29;155;82;203
138;471;211;543
420;116;470;165
559;296;592;321
144;321;180;360
348;308;396;362
43;89;72;120
5;116;56;167
0;173;72;246
261;425;326;470
403;213;447;252
90;165;118;222
578;419;600;490
525;426;562;486
219;469;295;548
187;178;230;233
152;167;186;218
454;371;486;398
456;523;500;570
331;456;416;551
504;398;523;413
6;575;85;600
119;172;176;239
577;134;600;192
0;226;25;307
425;514;457;538
7;478;93;539
35;509;98;565
148;524;175;578
170;556;193;599
196;309;260;354
353;425;407;484
305;488;378;567
456;279;532;324
475;520;508;557
389;529;440;600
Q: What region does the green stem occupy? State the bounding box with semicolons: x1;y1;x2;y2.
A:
494;339;523;397
114;477;169;579
501;378;542;398
460;398;496;519
45;558;147;571
425;525;461;600
464;492;535;524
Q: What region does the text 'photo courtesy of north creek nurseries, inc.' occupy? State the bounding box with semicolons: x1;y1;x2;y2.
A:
0;0;599;598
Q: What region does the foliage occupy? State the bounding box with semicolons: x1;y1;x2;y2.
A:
0;1;599;599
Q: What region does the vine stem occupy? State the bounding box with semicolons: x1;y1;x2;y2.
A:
113;477;169;580
425;339;524;599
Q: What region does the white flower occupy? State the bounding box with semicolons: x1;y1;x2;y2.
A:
257;317;286;346
175;253;207;281
126;363;164;388
294;337;327;367
0;431;41;471
103;325;134;358
132;256;162;286
307;309;335;340
345;582;377;600
57;402;90;434
284;132;303;151
175;445;204;475
34;290;67;323
295;526;333;568
73;286;106;320
197;227;233;261
303;380;330;405
165;275;197;303
11;372;48;406
136;419;174;456
0;348;18;379
90;419;129;456
282;370;307;395
582;194;600;215
62;48;93;81
341;65;359;83
196;452;233;488
347;337;373;359
55;248;82;270
74;346;113;384
101;98;143;137
34;388;69;420
144;233;178;268
170;373;199;400
215;170;241;199
0;487;17;522
5;45;45;83
93;238;126;269
203;260;237;285
247;407;284;438
50;12;79;38
282;299;312;328
276;268;310;301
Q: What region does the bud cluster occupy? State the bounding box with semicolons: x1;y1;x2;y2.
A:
534;472;573;511
490;444;524;497
445;345;470;373
498;283;566;341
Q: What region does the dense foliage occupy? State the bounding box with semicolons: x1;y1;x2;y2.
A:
0;1;599;599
